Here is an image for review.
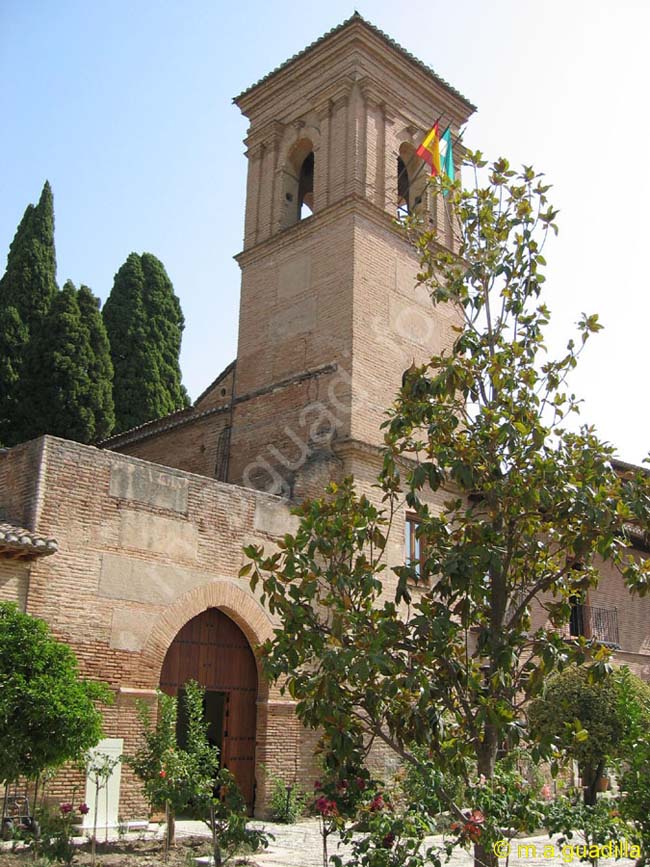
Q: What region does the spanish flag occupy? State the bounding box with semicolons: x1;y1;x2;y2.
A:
416;122;441;176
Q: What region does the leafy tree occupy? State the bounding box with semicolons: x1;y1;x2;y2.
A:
0;602;112;783
0;182;58;445
528;666;650;805
103;252;188;433
19;280;114;443
243;155;650;867
617;668;650;864
129;681;267;864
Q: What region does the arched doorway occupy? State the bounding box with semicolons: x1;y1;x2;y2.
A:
159;608;258;813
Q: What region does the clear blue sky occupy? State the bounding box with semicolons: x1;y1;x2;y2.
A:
1;0;648;463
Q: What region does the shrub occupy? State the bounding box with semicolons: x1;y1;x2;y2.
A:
268;774;308;823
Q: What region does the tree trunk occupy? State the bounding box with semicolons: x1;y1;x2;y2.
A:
164;804;175;850
475;729;499;867
210;804;223;867
583;761;604;807
92;779;99;866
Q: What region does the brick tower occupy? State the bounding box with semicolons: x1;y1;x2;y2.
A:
227;14;475;500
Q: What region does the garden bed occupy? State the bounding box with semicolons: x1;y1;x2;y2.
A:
0;835;262;867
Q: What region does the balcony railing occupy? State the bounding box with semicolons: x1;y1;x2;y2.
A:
570;604;620;649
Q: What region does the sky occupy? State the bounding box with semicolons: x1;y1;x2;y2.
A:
1;0;648;464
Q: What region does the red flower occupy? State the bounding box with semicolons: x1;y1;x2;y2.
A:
336;779;349;792
59;803;73;815
464;821;482;842
369;794;385;812
315;796;338;817
355;777;366;790
159;769;167;778
78;803;90;815
382;832;396;849
314;780;322;790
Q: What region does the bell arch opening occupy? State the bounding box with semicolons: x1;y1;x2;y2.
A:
280;137;315;229
397;142;428;220
159;607;258;814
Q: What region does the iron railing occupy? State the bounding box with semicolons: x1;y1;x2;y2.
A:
571;604;620;648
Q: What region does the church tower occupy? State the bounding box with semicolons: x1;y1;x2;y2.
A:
227;15;475;498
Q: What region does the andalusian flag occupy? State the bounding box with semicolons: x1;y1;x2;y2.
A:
440;127;454;181
416;122;441;176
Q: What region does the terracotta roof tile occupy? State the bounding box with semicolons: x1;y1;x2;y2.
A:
234;12;476;111
0;522;58;557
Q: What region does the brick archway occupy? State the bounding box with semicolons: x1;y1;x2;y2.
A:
160;608;259;812
141;581;275;700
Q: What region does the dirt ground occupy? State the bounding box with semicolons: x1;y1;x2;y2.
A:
0;835;263;866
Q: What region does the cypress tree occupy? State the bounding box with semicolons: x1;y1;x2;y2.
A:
0;181;57;330
0;307;29;445
140;253;189;411
103;252;189;433
77;284;115;441
20;281;114;444
0;181;58;445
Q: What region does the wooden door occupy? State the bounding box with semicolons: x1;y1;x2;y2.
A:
159;608;258;813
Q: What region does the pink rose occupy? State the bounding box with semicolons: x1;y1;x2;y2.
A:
79;803;90;815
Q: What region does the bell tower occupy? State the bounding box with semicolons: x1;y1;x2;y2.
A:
227;14;475;498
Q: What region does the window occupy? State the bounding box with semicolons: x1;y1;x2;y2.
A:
405;513;425;580
569;595;587;638
569;596;620;647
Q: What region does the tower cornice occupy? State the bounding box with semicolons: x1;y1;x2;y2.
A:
234;15;475;131
234;14;475;119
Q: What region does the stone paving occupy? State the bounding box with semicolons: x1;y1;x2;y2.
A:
176;818;641;867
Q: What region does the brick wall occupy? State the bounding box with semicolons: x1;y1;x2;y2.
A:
110;410;232;478
1;437;317;818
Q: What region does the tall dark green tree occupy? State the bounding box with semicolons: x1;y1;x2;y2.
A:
103;252;188;433
0;307;29;445
0;182;58;445
77;284;115;440
20;281;114;444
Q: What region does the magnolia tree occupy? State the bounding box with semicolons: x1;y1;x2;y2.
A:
242;154;650;867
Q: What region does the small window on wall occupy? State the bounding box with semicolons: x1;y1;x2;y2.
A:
405;513;425;580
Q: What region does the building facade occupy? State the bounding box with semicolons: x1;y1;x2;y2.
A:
0;15;648;821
